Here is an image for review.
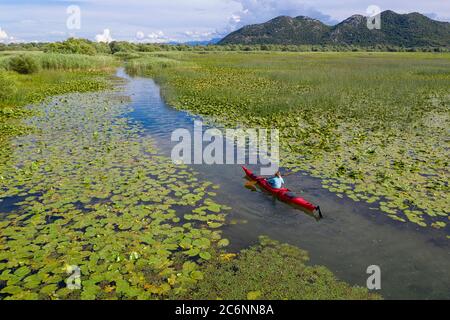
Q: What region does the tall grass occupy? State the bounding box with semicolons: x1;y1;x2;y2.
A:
125;55;190;76
140;51;450;126
0;52;118;72
0;55;11;70
1;52;117;107
37;53;117;71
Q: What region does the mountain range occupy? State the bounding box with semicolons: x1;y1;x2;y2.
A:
219;10;450;47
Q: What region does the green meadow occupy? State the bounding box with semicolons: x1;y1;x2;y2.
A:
127;51;450;233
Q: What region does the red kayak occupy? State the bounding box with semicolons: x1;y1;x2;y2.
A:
242;166;322;218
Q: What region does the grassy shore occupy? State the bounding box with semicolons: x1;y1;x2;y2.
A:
126;51;450;234
0;52;118;152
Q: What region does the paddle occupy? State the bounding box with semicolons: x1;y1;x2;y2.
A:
245;181;258;191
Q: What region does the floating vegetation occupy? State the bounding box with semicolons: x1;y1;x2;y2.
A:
0;62;379;301
185;236;382;300
0;90;231;300
1;52;114;156
128;52;450;234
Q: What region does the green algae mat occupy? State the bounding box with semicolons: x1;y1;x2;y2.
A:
188;236;381;300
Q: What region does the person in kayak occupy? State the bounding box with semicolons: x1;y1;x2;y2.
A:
267;171;285;189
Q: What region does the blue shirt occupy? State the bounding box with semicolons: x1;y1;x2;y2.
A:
268;176;284;189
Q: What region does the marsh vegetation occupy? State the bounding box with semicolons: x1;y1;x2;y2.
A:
2;49;448;300
126;51;449;235
0;51;381;300
0;52;116;148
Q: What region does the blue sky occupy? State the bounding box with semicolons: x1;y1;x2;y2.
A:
0;0;449;43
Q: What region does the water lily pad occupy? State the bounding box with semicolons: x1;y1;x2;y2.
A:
217;239;230;248
199;252;212;260
190;271;204;281
0;88;230;300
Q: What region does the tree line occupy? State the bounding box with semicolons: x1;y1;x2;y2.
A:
1;38;448;54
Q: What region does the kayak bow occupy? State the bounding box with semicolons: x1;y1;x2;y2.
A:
242;166;322;218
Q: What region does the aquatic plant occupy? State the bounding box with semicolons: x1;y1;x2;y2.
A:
0;89;232;300
0;55;113;153
185;236;382;300
0;57;399;300
127;52;450;235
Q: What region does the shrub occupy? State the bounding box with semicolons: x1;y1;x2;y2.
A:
8;54;40;74
44;38;110;55
0;71;18;102
109;41;139;54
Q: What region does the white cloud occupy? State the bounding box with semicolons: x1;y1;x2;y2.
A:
226;0;338;32
49;31;66;36
425;12;450;22
146;31;169;43
132;30;171;43
136;31;145;40
184;30;215;40
95;29;113;43
0;1;449;42
230;14;241;24
0;27;15;43
0;27;8;40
